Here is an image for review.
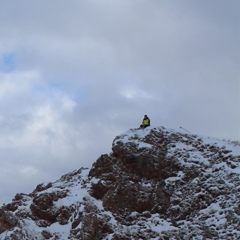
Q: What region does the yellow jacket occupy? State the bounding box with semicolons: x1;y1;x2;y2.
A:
142;118;150;126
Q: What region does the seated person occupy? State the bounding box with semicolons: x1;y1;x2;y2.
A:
140;115;150;128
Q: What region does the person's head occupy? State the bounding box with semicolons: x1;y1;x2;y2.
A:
144;115;147;118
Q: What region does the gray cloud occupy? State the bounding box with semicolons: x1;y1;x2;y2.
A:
0;0;239;205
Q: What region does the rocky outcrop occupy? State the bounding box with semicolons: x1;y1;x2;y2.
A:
89;128;174;215
0;126;239;239
0;207;18;234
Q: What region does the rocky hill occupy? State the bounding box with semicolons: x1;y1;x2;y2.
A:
0;126;239;240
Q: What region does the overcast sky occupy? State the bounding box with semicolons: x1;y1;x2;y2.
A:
0;0;239;205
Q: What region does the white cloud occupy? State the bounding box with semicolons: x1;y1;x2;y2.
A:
0;0;239;205
0;71;39;97
120;86;155;100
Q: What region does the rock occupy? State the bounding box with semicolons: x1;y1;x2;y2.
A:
0;208;18;233
0;127;239;240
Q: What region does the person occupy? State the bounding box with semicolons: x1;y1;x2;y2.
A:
140;115;150;128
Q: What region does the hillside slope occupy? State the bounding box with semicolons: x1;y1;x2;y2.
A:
0;126;239;240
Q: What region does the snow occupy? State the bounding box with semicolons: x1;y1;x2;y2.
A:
165;176;182;185
1;126;239;240
47;222;72;239
232;165;240;174
113;127;154;146
105;127;240;238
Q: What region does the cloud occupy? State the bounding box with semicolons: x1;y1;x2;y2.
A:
0;0;239;205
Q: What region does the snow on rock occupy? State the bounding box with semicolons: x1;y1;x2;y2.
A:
0;126;239;239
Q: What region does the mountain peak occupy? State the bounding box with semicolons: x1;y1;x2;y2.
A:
0;127;239;239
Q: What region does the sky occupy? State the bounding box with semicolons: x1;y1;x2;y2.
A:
0;0;239;205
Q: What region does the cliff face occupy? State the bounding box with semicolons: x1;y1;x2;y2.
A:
0;127;239;240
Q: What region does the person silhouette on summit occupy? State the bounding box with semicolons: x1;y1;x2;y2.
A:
140;115;150;128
